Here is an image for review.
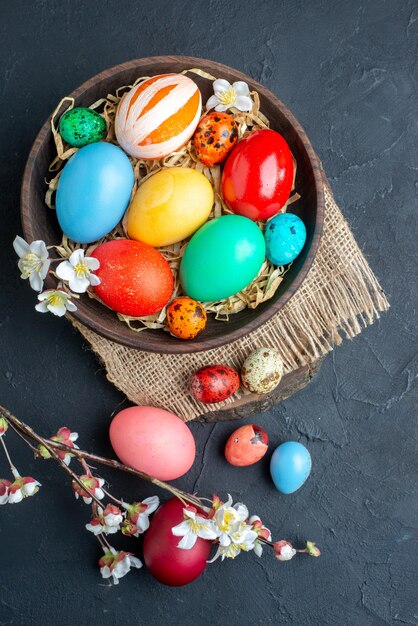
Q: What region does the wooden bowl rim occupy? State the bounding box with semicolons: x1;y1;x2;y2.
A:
20;55;324;354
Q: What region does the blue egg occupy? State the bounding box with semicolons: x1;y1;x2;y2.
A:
56;142;134;244
270;441;311;494
264;213;306;266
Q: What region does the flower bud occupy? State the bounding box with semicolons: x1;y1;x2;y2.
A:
273;540;296;562
121;519;140;537
38;444;51;459
0;417;8;437
305;541;321;557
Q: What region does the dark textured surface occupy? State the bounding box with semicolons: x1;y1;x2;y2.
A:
0;1;417;624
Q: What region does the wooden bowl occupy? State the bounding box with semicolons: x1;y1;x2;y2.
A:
21;56;324;354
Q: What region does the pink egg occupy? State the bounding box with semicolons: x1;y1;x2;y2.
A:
109;406;196;480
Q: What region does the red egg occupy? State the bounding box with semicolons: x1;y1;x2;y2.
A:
221;129;294;221
109;406;195;481
143;498;212;586
189;365;240;404
225;424;269;466
91;239;174;316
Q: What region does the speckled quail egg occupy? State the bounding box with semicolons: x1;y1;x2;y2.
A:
241;347;284;394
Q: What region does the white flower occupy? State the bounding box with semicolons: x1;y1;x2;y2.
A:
208;521;257;563
13;236;50;292
208;542;242;562
40;426;79;466
249;515;272;557
99;547;142;585
73;475;105;504
229;522;258;549
122;495;160;536
136;495;159;531
206;79;252;112
254;542;264;558
172;506;219;550
0;479;11;505
35;289;77;317
213;494;249;547
103;505;123;530
7;476;41;504
56;249;100;294
86;518;106;536
86;504;123;536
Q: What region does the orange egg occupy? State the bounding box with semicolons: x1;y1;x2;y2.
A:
115;74;202;159
193;112;238;167
167;297;207;340
224;424;269;466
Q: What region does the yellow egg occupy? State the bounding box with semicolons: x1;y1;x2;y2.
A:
127;168;214;247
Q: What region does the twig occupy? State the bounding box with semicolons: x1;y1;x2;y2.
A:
102;488;123;506
78;456;92;476
0;436;17;473
7;422;40;456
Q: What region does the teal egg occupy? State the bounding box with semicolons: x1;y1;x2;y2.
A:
59;107;107;148
56;142;134;244
270;441;311;494
264;213;306;266
180;215;265;301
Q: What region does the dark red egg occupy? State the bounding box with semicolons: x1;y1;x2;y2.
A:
91;239;174;317
221;129;294;221
143;498;212;586
193;112;238;167
189;365;241;404
225;424;269;466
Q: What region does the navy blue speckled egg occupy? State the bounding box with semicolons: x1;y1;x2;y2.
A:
264;213;306;266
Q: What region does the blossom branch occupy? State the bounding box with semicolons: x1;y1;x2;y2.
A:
0;407;103;508
0;404;321;563
44;437;203;509
0;405;205;512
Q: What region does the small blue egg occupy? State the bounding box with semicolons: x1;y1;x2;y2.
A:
270;441;311;494
264;213;306;266
56;142;134;244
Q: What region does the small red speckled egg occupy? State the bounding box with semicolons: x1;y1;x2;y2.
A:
193;112;238;167
189;364;240;404
91;239;174;317
225;424;269;466
167;297;207;340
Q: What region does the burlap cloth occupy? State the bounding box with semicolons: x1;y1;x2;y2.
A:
72;184;389;421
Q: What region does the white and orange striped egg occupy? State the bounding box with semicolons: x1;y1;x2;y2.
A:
115;74;202;160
